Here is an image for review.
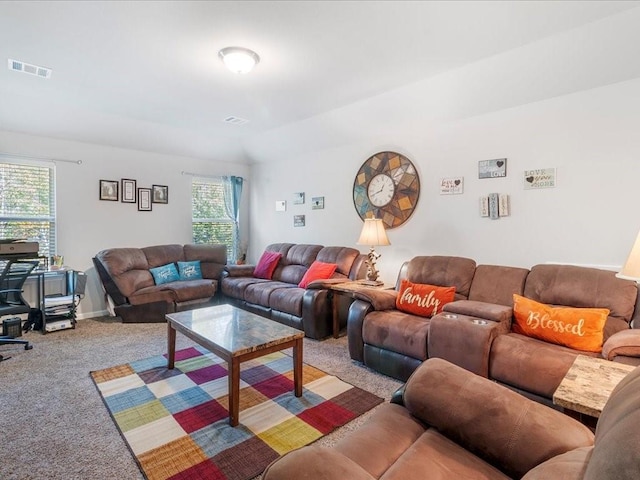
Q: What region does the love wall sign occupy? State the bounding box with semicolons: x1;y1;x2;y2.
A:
478;158;507;179
440;177;464;195
524;168;556;189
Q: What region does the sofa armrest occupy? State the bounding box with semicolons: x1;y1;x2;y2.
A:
224;264;255;277
602;329;640;361
347;299;372;363
442;300;512;323
403;358;594;479
352;288;398;311
262;445;375;480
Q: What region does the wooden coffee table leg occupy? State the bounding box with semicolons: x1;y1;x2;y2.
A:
167;322;176;369
293;338;303;397
228;357;241;426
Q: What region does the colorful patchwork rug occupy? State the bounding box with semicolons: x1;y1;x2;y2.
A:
90;346;383;480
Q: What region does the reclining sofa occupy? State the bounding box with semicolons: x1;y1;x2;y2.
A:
93;244;227;323
348;256;640;406
263;357;640;480
221;243;366;339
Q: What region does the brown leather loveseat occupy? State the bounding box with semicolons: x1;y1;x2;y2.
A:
93;243;227;323
348;256;640;406
221;243;365;339
264;357;640;480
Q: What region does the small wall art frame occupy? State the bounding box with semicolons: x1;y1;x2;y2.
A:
294;215;305;227
121;178;137;203
152;184;168;204
311;196;324;209
440;177;464;195
138;188;152;211
99;179;119;201
478;158;507;179
524;168;556;189
293;192;305;205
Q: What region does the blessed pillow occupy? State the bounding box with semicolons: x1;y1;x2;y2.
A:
177;260;202;280
396;279;456;317
253;251;282;280
512;294;609;353
298;261;338;288
149;263;180;285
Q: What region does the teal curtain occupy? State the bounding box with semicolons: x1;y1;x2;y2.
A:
222;176;243;263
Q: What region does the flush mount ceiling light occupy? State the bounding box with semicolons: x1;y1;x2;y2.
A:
218;47;260;74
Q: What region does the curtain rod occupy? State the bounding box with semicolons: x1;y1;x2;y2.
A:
0;152;82;165
181;171;245;180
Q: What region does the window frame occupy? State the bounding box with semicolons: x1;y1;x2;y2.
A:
0;158;57;260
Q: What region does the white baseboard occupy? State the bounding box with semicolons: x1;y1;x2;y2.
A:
76;309;111;320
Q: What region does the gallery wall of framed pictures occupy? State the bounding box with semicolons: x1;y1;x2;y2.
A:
99;178;169;212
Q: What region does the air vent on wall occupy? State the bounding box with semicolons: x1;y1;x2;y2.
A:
8;58;52;79
223;116;249;125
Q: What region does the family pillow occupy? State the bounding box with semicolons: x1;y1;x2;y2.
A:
512;294;609;353
396;279;456;317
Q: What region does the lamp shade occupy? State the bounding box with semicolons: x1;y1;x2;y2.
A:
617;230;640;281
218;47;260;74
357;218;390;246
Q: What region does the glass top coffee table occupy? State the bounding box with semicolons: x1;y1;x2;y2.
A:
166;304;304;426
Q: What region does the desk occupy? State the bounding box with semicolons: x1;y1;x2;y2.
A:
553;355;635;419
329;281;394;338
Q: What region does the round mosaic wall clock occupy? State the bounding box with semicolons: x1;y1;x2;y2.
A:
353;151;420;229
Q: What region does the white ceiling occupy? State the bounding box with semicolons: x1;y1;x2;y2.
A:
0;1;638;164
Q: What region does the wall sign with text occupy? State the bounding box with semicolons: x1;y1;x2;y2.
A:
478;158;507;179
524;168;556;189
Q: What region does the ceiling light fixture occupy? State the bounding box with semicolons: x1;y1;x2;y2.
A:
218;47;260;74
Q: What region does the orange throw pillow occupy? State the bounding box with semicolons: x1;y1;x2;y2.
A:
512;294;609;353
298;261;338;288
396;279;456;317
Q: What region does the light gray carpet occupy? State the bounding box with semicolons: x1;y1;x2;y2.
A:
0;317;402;480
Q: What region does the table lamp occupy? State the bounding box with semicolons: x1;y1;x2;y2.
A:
617;229;640;281
357;218;390;285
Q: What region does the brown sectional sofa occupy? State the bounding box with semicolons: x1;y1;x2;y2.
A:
348;255;640;406
221;243;366;339
93;244;227;323
263;357;640;480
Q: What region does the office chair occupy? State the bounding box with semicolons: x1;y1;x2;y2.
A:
0;259;39;350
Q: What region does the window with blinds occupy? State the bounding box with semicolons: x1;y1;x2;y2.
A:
0;162;56;258
192;177;234;260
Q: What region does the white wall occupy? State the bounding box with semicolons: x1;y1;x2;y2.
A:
0;131;250;318
247;77;640;285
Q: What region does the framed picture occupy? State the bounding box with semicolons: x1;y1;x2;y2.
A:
478;158;507;179
524;168;556;189
152;184;168;204
121;178;136;203
294;215;305;227
138;188;152;211
439;177;464;195
99;179;119;201
275;200;286;211
311;196;324;209
293;192;305;205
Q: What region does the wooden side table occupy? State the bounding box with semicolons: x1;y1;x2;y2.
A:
329;281;394;338
553;355;635;420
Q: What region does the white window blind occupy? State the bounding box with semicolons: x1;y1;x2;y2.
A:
192;177;234;261
0;162;56;258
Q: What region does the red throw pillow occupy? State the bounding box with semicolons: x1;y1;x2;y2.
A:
298;261;338;288
396;279;456;317
253;251;282;280
512;294;609;353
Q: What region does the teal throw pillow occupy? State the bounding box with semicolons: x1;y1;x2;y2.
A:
177;260;203;280
150;263;180;285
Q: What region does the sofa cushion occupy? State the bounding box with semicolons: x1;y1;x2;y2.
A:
96;247;154;297
254;251;282;279
363;310;430;360
164;279;216;302
142;244;184;268
316;246;360;277
396;279;455;317
244;281;295;306
128;285;176;305
513;294;608;353
150;263;180;285
184;243;227;279
298;261;337;288
489;333;599;398
381;430;511;480
468;264;529;306
522;447;592;480
269;287;305;317
272;244;323;284
221;276;271;299
177;260;202;280
524;264;637;326
406;256;476;299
